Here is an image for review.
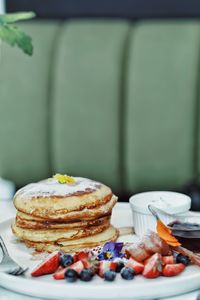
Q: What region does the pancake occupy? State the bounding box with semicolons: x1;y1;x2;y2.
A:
16;195;117;222
23;225;119;253
14;177;113;219
16;214;111;230
12;220;110;243
12;176;118;253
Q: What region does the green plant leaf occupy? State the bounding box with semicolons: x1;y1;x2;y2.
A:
0;25;33;55
0;12;36;25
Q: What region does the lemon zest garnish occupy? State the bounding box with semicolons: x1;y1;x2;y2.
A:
53;173;75;184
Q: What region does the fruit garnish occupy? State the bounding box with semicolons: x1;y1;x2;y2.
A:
53;267;66;280
64;269;78;282
162;263;185;277
142;253;163;279
176;254;190;266
162;256;175;265
98;261;117;278
98;242;124;261
31;241;191;282
77;251;90;261
125;257;144;274
31;251;61;277
65;260;85;274
116;261;125;273
53;173;75;184
120;267;135;280
80;268;94;282
53;260;84;280
104;269;116;281
74;251;98;271
60;253;74;267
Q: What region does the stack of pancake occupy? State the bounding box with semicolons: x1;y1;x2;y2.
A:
12;176;118;253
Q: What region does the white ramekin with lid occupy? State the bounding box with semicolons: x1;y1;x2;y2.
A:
129;191;191;237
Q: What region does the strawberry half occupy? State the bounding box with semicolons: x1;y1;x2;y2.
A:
142;253;163;279
143;257;151;265
53;260;84;280
73;251;90;263
98;261;117;278
77;251;91;268
162;256;175;265
77;251;90;261
73;253;79;263
125;257;144;274
31;251;61;277
162;263;185;277
53;267;66;280
69;260;85;273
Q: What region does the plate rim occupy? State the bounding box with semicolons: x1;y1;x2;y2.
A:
0;266;200;300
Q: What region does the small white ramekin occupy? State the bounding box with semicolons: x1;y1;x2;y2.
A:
129;191;191;237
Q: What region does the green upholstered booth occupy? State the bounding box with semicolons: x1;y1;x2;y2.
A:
0;20;199;197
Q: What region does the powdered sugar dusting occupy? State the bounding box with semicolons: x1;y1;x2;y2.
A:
15;177;102;199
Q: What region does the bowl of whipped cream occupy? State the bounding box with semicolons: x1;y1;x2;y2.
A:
129;191;191;237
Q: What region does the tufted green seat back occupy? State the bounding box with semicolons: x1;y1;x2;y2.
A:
0;20;199;195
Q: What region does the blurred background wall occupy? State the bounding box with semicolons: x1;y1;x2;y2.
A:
2;0;200;209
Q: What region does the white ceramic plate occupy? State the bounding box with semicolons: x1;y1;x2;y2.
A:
0;203;200;300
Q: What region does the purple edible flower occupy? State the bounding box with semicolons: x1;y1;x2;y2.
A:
98;242;124;261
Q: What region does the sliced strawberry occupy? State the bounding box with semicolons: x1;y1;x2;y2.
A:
76;251;91;268
72;251;90;263
31;251;61;277
98;261;117;278
162;256;175;265
142;253;163;279
125;257;144;274
70;260;84;273
53;260;84;280
82;259;92;269
72;254;78;262
77;251;90;261
162;263;185;277
53;267;65;280
73;251;97;272
93;260;100;274
143;257;151;265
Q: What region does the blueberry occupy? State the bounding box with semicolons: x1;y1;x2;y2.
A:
104;269;116;281
64;269;78;282
120;267;135;280
79;268;93;282
116;261;125;273
60;254;74;267
176;254;190;266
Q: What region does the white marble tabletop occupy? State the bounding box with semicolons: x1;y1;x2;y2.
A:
0;200;199;300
